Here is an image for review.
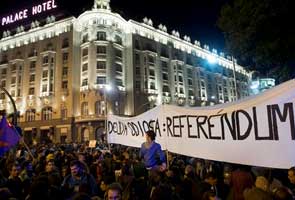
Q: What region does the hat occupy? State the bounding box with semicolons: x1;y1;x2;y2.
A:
46;153;54;162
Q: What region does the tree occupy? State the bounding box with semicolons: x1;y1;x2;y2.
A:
217;0;295;83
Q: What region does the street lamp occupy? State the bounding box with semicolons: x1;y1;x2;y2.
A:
231;56;238;100
104;84;111;148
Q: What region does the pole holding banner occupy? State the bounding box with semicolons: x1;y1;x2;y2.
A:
0;86;35;160
104;85;112;150
0;86;17;126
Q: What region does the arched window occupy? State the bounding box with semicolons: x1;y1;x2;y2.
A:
81;128;90;142
41;107;52;120
81;102;88;116
25;109;36;122
95;101;105;115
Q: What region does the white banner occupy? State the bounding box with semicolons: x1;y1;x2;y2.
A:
108;79;295;169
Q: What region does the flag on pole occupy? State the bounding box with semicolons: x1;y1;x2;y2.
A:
0;116;20;156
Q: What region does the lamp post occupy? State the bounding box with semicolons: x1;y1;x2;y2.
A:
231;56;238;100
104;84;111;148
0;86;18;126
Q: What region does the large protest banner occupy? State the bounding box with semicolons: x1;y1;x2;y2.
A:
108;79;295;169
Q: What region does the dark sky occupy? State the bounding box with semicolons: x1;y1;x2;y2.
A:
0;0;228;51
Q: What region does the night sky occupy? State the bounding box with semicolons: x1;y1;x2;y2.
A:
0;0;228;51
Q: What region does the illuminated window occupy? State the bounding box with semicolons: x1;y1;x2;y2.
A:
115;63;122;72
61;108;67;119
42;70;48;78
11;77;16;84
62;67;68;76
116;78;123;86
82;34;88;43
1;68;7;75
1;80;6;87
29;87;35;95
115;35;122;45
97;46;106;54
11;64;17;72
82;48;88;57
42;107;52;120
97;32;106;41
43;56;49;64
42;85;47;92
96;76;106;85
95;101;104;115
81;102;88;116
25;109;36;122
30;61;36;70
29;74;35;82
82;79;88;86
115;49;122;58
0;93;5;100
82;63;88;72
150;82;155;90
11;90;15;97
62;52;68;63
162;73;168;81
97;61;106;70
62;38;69;48
62;81;68;89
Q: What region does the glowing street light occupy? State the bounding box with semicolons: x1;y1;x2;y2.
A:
104;84;112;149
207;54;217;64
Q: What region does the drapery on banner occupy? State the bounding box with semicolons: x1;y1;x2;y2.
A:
0;116;21;156
108;79;295;169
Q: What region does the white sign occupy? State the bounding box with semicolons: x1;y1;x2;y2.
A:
89;140;97;148
1;0;58;26
108;79;295;169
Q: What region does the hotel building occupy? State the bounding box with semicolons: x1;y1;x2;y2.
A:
0;0;251;144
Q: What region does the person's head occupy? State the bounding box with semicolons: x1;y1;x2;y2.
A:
204;171;218;186
70;160;83;177
8;162;21;178
202;190;217;200
255;176;269;191
184;164;194;178
22;160;33;172
106;182;122;200
45;159;55;173
145;130;156;142
78;153;86;162
288;167;295;184
273;186;293;200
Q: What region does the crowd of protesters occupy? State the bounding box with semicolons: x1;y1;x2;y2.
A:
0;134;295;200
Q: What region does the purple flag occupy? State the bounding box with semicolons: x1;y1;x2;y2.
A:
0;116;20;156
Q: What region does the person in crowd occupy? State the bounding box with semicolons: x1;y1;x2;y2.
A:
182;164;199;199
195;171;219;199
243;176;272;200
62;160;98;198
105;182;122;200
6;161;23;199
20;160;35;197
202;190;218;200
272;186;293;200
139;130;166;172
228;164;254;200
287;167;295;197
42;159;59;175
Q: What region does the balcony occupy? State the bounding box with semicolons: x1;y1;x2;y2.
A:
0;60;8;65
